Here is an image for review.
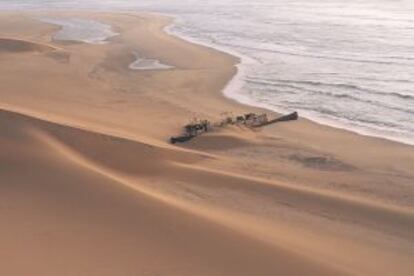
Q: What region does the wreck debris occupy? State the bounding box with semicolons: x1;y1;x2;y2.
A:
170;119;210;144
253;111;298;127
170;111;298;144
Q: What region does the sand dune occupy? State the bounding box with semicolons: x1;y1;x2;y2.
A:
0;37;57;53
1;107;413;276
0;108;350;276
0;12;413;276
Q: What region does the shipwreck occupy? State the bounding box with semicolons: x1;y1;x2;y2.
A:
170;111;298;144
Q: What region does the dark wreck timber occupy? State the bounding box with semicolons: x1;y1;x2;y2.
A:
170;120;210;144
170;111;298;144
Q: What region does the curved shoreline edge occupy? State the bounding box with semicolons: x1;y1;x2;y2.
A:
1;8;412;145
0;9;412;147
161;13;414;147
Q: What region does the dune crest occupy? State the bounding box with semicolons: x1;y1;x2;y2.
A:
1;107;413;276
0;37;58;53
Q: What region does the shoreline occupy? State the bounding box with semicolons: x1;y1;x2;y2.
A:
161;13;414;147
2;7;412;146
1;9;413;165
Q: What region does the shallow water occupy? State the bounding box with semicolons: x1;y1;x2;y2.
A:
2;0;414;144
39;17;118;44
129;52;173;71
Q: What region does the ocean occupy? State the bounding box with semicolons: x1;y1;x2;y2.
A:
1;0;413;144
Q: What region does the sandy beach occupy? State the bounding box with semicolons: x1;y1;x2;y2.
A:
0;11;413;276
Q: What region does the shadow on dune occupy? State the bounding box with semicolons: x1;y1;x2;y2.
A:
0;108;413;276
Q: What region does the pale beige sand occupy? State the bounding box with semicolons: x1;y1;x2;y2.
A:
0;12;413;276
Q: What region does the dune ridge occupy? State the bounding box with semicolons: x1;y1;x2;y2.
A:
1;107;413;275
0;37;58;53
0;107;351;276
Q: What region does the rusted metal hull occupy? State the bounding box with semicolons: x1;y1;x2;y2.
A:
252;111;298;127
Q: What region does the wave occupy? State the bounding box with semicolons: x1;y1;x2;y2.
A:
248;78;414;101
354;76;414;84
261;88;414;118
222;43;414;67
